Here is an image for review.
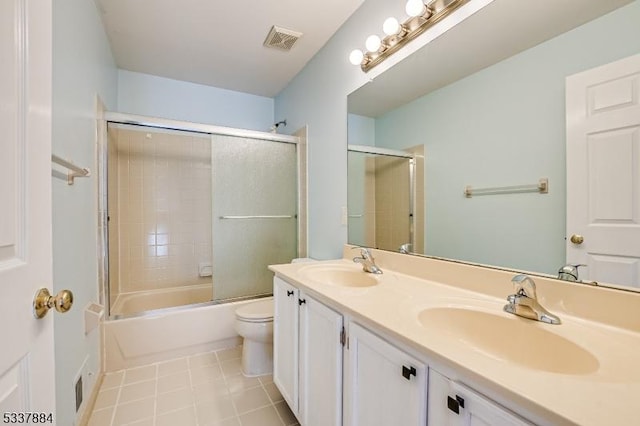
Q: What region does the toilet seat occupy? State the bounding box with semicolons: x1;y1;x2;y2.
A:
235;299;273;323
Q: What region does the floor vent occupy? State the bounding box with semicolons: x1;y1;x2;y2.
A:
263;25;302;51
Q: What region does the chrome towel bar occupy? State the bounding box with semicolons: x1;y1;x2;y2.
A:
464;178;548;198
219;215;295;220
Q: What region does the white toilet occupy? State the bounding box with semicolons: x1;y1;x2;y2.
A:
234;298;274;376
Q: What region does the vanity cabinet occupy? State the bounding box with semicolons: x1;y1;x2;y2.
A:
344;322;427;426
428;369;533;426
273;277;343;426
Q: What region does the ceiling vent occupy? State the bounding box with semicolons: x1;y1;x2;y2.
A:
263;25;302;51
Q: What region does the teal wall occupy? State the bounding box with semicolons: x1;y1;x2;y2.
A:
52;0;118;424
118;70;275;131
374;1;640;274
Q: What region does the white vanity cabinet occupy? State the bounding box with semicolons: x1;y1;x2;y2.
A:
273;277;343;426
429;369;534;426
344;322;427;426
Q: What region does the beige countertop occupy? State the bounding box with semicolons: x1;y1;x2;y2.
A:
269;249;640;426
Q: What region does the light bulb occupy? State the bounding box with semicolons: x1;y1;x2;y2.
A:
383;17;400;36
349;49;364;65
365;35;381;52
405;0;426;17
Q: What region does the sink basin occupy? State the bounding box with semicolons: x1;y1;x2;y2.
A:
298;264;380;287
418;307;599;375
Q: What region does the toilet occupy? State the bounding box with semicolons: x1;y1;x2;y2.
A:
234;298;274;376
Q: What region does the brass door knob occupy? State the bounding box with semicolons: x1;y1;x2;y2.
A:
570;234;584;245
33;288;74;319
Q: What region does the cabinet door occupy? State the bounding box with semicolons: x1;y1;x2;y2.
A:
345;322;427;426
299;294;344;426
429;371;533;426
273;277;299;414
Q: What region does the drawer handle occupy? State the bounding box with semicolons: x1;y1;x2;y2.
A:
447;395;465;414
401;365;416;380
298;298;306;306
287;290;294;297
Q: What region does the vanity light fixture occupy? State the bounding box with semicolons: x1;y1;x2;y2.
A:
349;0;470;72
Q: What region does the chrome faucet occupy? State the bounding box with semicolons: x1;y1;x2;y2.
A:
503;274;561;324
557;264;585;282
399;243;412;254
352;247;383;274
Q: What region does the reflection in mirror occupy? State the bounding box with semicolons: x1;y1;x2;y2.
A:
347;0;640;291
347;145;424;253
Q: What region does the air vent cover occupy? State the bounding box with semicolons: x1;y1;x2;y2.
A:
264;25;302;51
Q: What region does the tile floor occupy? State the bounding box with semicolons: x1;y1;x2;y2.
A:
88;347;299;426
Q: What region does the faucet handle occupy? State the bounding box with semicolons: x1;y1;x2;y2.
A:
511;274;537;299
557;264;586;281
351;246;373;259
399;243;412;254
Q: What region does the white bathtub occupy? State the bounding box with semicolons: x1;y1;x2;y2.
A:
110;284;212;317
103;296;272;371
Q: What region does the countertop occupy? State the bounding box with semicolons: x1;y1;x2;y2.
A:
269;253;640;426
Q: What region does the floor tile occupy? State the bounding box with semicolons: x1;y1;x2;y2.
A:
93;387;120;411
216;346;242;361
156;406;197;426
157;370;190;393
87;407;114;426
119;380;156;404
193;378;230;403
101;371;124;390
112;397;155;425
195;395;236;424
88;347;284;426
263;382;283;403
123;365;157;385
225;374;261;394
275;401;298;426
158;357;189;377
258;374;273;385
189;351;219;368
156;387;194;415
232;386;271;414
238;406;284;426
220;358;242;377
190;364;224;385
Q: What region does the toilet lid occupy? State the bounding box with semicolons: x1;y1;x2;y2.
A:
236;299;273;321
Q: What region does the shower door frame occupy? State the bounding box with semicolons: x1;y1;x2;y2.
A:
347;144;416;251
98;112;304;320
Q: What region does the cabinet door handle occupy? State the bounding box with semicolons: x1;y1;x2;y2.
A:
447;395;465;414
287;290;294;297
298;298;306;306
401;365;416;380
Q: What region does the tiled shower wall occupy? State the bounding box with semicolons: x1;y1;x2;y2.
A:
110;126;213;294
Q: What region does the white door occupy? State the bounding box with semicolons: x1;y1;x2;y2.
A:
566;53;640;288
273;277;299;415
299;294;343;426
0;0;55;421
345;322;426;426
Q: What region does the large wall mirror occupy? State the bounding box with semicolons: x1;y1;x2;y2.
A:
347;0;640;291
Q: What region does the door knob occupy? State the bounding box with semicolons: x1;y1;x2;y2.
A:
33;288;74;319
570;234;584;245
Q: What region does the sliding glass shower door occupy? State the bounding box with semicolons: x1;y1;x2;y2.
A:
211;134;298;301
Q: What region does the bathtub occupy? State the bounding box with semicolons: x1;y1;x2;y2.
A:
110;283;213;317
103;295;272;371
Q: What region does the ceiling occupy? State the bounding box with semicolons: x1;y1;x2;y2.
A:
95;0;364;98
348;0;633;117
